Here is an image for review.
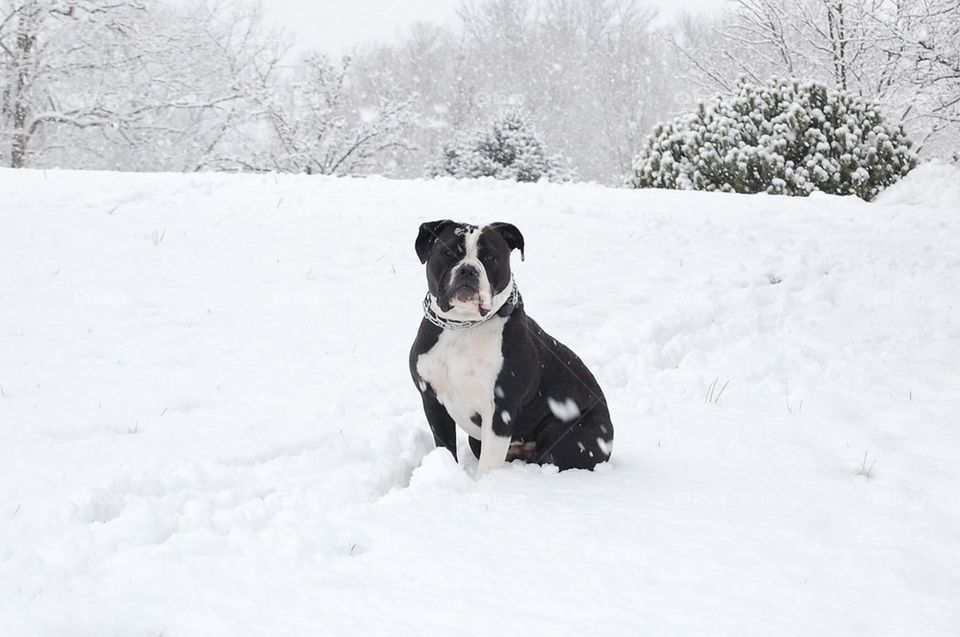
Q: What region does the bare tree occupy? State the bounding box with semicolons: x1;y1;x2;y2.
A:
538;0;667;180
0;0;150;167
879;0;960;150
113;1;287;172
0;0;287;170
209;53;417;175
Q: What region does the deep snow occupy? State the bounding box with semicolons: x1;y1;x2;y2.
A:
1;164;958;636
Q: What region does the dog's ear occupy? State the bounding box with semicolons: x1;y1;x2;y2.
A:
416;219;455;264
489;222;525;261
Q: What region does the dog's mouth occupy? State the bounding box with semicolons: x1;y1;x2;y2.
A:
453;285;480;303
447;285;489;317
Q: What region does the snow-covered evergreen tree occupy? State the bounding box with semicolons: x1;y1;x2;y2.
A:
667;0;959;155
627;78;917;201
428;108;571;182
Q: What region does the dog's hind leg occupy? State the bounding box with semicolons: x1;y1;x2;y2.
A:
535;416;613;471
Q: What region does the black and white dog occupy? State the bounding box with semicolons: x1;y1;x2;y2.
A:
409;220;613;477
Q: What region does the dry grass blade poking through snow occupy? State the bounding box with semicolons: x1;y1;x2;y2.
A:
705;377;730;404
857;450;877;480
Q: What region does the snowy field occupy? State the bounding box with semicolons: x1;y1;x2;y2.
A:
1;164;959;636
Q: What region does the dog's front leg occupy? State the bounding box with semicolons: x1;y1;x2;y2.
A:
420;391;458;461
475;402;514;478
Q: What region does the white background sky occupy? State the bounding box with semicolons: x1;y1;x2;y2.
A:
259;0;726;55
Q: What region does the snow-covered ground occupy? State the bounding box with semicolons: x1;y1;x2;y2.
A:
1;164;958;636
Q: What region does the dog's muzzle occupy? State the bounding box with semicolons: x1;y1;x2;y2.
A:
447;264;483;306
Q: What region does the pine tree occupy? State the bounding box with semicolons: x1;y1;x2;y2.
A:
428;109;571;182
627;78;917;201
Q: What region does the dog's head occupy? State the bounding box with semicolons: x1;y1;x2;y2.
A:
416;220;525;320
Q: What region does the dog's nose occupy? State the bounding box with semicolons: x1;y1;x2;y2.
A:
457;264;480;280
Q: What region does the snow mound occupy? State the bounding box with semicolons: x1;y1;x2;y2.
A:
407;448;475;493
873;160;960;209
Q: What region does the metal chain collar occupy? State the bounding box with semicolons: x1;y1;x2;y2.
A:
422;280;520;330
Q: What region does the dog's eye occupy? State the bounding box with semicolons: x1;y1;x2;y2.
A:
480;251;497;263
442;245;458;258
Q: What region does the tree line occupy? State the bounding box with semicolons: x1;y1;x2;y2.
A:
1;0;956;183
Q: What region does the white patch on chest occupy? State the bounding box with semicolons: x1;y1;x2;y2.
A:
416;317;505;440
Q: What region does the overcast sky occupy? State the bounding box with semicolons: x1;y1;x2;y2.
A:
261;0;726;55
